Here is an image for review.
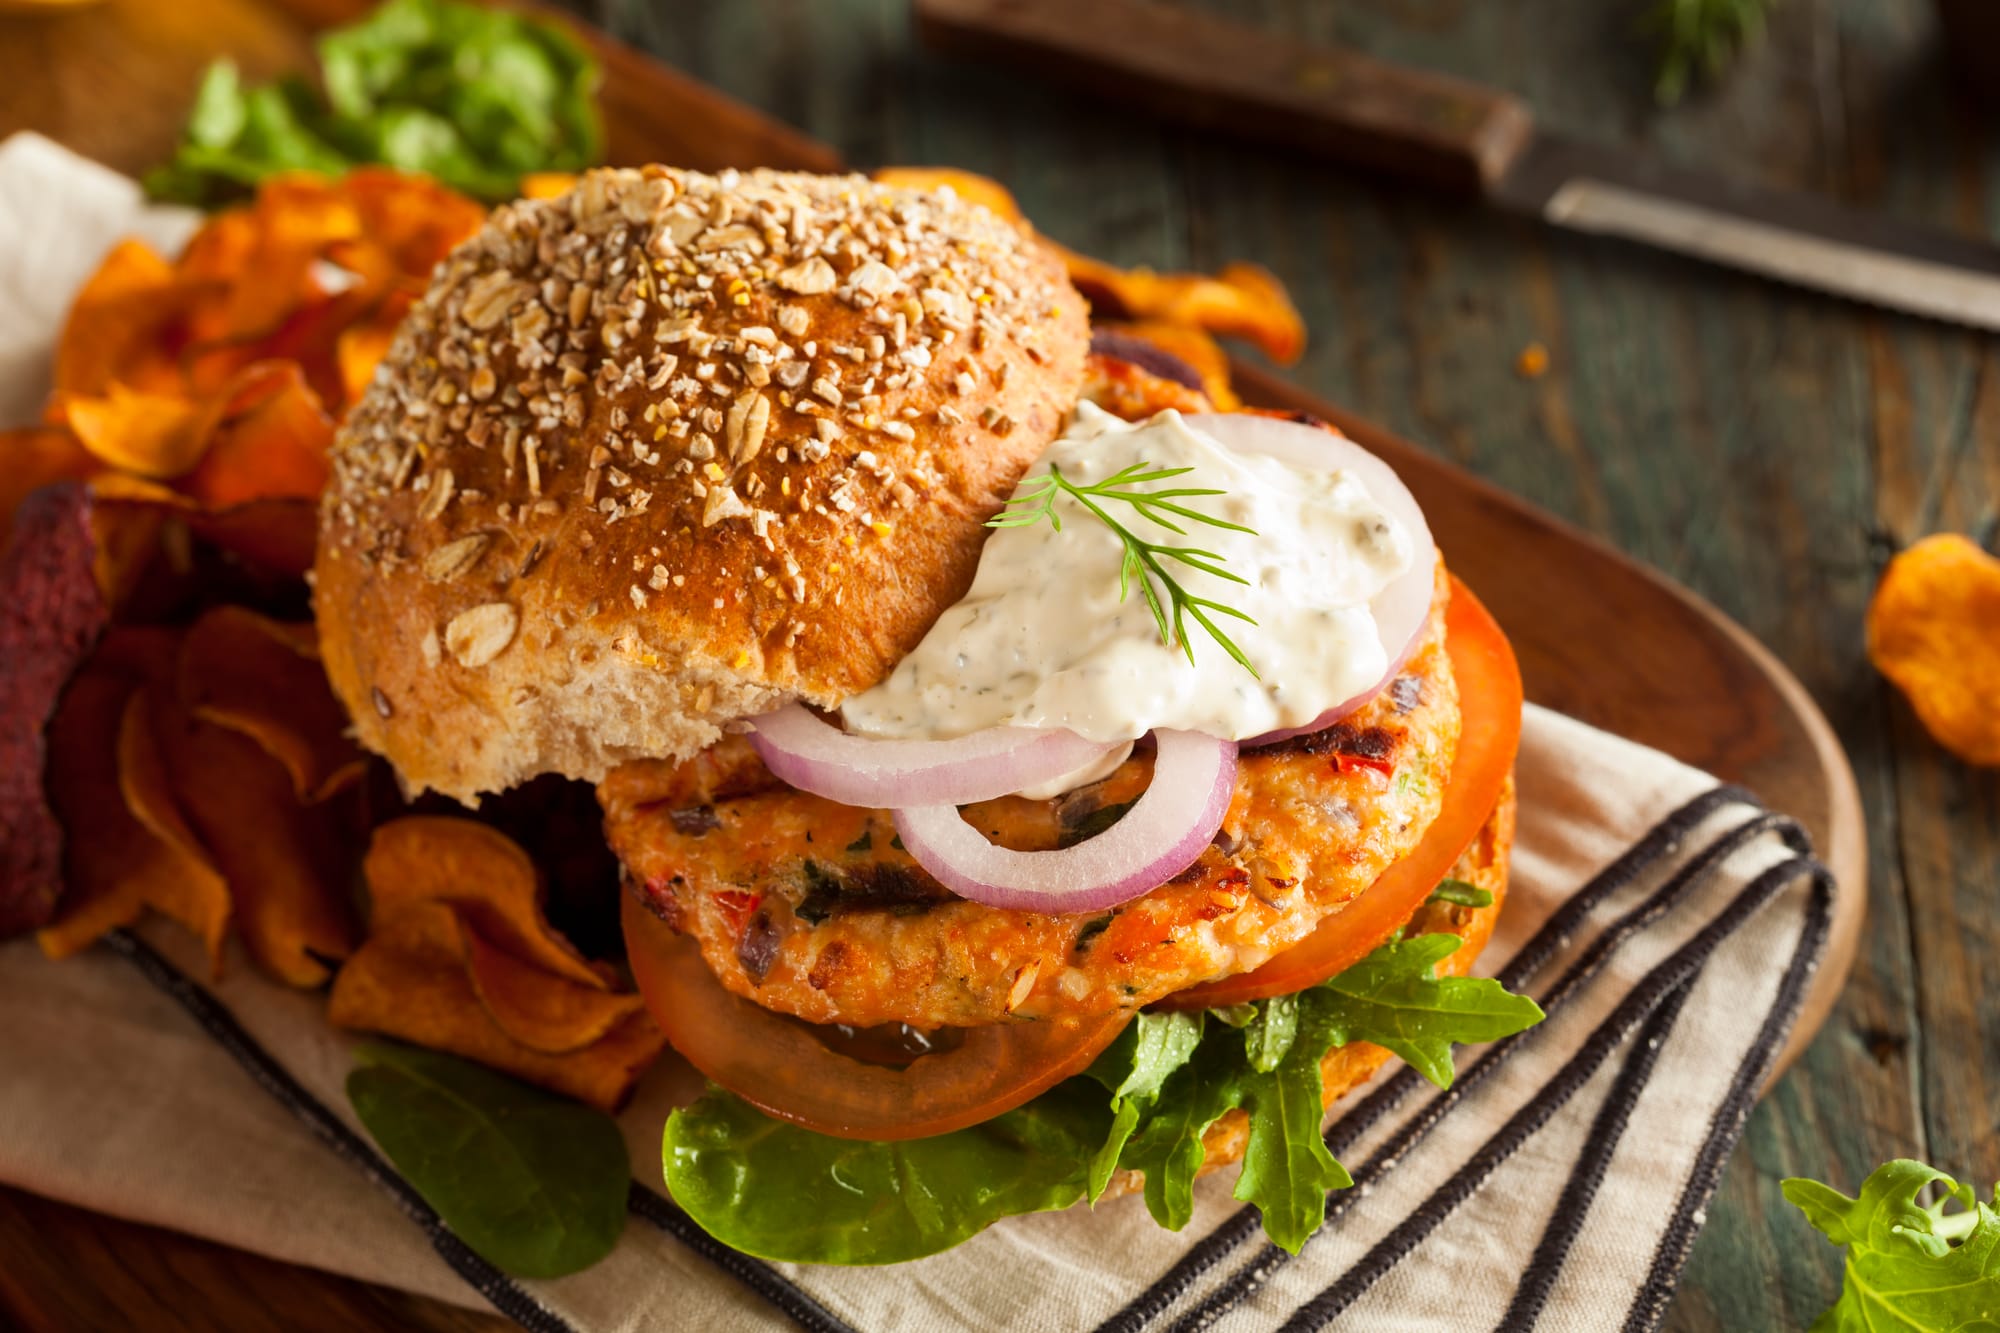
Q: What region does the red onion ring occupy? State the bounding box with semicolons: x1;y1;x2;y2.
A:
1186;412;1436;747
748;703;1123;808
893;730;1237;913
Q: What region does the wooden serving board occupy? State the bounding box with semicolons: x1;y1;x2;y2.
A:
0;0;1863;1329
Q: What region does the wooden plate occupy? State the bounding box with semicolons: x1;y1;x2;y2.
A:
0;0;1862;1328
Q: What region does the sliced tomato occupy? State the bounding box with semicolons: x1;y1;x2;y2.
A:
1154;575;1523;1011
622;892;1130;1141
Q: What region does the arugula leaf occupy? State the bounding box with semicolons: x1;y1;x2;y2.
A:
664;1081;1107;1264
1082;1011;1202;1201
1428;877;1494;908
346;1041;629;1279
1233;1037;1352;1254
1244;992;1300;1073
1784;1160;2000;1332
1312;934;1545;1088
1119;1039;1248;1231
149;0;602;206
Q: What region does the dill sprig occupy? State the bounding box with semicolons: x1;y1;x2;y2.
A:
988;461;1262;676
1643;0;1775;105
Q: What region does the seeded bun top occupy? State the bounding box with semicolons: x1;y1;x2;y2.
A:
313;166;1090;803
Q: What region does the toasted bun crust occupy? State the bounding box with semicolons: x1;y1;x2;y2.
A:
315;167;1090;802
1101;772;1517;1201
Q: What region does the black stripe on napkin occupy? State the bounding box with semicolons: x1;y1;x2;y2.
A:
1619;859;1835;1333
1498;980;1694;1330
101;929;578;1333
1096;783;1766;1333
103;929;855;1333
1194;847;1823;1332
628;1184;860;1333
1274;854;1831;1331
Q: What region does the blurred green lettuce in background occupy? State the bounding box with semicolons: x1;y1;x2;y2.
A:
146;0;603;206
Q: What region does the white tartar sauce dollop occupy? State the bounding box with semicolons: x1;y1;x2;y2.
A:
839;404;1417;750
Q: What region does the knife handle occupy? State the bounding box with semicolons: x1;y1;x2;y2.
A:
914;0;1533;196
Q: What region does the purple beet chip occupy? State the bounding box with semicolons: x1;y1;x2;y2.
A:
0;482;107;936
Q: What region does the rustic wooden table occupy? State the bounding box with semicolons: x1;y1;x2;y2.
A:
0;1;1989;1329
573;1;1998;1328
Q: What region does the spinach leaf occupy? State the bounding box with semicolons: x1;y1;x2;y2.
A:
346;1041;628;1279
149;0;602;206
1311;933;1545;1088
1784;1159;2000;1332
664;1081;1107;1265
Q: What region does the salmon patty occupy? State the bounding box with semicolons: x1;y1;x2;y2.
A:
600;563;1459;1030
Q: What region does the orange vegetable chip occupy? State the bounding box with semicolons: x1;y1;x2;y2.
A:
209;175;365;345
1867;533;2000;766
1098;319;1240;410
53;238;188;399
334;303;407;406
179;606;364;803
148;685;357;987
337;168;488;275
364;817;614;991
36;672;231;972
329;899;665;1113
1065;254;1305;366
61;383;214;479
460;918;646;1054
181;364;334;508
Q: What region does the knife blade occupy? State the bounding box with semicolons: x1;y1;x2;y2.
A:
915;0;2000;330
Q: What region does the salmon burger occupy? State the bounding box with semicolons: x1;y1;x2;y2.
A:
314;164;1540;1264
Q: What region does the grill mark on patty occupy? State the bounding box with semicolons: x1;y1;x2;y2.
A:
1247;721;1398;761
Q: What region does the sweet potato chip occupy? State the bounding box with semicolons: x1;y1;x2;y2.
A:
1868;533;2000;766
337;168;488;276
61;383;214;480
0;482;107;936
1096;320;1240;410
1066;255;1305;366
181;364;334;508
53;239;188;399
36;673;231;970
335;302;408;405
149;685;357;987
112;686;233;971
329;899;665;1113
179;605;363;803
461;919;646;1055
364;817;615;991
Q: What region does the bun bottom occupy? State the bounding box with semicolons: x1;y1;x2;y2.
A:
1099;771;1517;1201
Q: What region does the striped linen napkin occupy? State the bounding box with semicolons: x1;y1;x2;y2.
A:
0;136;1830;1331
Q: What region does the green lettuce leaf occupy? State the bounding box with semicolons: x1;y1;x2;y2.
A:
1783;1160;2000;1332
148;0;601;206
664;928;1543;1265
